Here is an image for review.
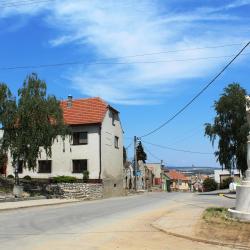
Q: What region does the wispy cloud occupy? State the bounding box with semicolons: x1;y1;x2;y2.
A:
1;0;249;104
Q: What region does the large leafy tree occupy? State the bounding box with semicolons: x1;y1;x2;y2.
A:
0;73;68;181
136;141;147;163
205;83;250;174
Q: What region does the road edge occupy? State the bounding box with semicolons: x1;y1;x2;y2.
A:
151;223;249;250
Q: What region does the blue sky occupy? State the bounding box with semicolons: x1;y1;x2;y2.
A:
0;0;249;167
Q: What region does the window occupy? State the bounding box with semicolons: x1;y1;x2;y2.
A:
114;136;119;149
111;111;116;126
72;132;88;145
178;179;182;186
38;160;52;173
72;160;87;173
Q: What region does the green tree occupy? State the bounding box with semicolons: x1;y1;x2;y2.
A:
204;83;250;174
123;146;127;165
203;178;218;192
0;73;68;182
136;141;147;163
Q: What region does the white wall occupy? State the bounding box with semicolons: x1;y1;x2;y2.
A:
101;109;124;195
6;125;101;179
214;169;240;184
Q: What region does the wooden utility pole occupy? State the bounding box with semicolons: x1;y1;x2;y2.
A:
134;136;138;191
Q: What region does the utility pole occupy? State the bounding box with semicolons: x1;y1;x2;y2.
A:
134;136;138;191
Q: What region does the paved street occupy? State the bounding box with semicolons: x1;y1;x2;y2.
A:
0;192;235;250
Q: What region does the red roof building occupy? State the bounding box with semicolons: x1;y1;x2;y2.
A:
165;170;188;181
60;97;110;125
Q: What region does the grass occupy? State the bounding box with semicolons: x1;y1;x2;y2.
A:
202;207;250;226
0;186;12;194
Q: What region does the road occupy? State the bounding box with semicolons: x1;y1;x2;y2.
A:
0;192;235;250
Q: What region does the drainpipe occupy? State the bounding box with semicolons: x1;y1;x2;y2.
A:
98;125;102;180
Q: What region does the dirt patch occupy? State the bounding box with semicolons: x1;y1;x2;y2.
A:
195;207;250;247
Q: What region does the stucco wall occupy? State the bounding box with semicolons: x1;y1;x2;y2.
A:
101;109;124;196
6;125;101;179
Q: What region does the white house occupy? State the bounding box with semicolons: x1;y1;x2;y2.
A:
5;96;124;197
214;169;240;184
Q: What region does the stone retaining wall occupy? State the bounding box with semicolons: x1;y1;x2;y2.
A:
47;183;103;200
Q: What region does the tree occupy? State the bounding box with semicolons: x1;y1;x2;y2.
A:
0;73;68;183
204;83;250;174
136;141;147;163
203;178;217;192
123;146;127;165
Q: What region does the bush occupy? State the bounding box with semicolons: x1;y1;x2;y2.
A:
83;170;89;181
52;176;77;183
220;177;233;189
23;175;32;181
7;174;14;179
203;178;218;192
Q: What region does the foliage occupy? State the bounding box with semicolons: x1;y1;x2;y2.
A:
7;174;14;179
23;175;32;181
52;176;77;183
136;141;147;163
204;83;250;173
83;170;89;181
0;151;7;173
0;73;68;172
123;146;127;165
203;207;229;222
203;178;218;192
220;177;233;189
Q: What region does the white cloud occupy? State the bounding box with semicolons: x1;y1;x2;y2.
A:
0;0;249;104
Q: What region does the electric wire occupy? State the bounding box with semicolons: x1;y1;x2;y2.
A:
0;44;248;71
140;41;250;138
141;140;213;155
0;0;54;8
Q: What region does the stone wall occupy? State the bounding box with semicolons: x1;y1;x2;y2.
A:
47;183;103;200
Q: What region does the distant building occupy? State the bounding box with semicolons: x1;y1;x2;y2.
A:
214;169;240;184
162;170;189;192
145;162;162;186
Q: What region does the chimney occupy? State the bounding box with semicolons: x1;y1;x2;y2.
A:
67;95;73;108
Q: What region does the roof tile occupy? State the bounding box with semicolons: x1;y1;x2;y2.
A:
61;97;108;125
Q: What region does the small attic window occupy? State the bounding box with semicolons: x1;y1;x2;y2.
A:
111;111;115;126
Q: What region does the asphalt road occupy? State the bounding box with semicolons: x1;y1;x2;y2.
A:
0;192;235;250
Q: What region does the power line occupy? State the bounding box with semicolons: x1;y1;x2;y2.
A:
140;41;250;138
142;144;163;162
0;45;248;71
142;140;213;155
0;0;54;8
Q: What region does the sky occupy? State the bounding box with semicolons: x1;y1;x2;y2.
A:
0;0;249;167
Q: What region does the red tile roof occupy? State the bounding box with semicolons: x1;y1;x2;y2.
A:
165;170;188;181
61;97;108;125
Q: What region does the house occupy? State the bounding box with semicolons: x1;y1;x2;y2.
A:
146;162;162;186
6;96;124;197
214;169;240;185
124;161;134;190
162;170;189;192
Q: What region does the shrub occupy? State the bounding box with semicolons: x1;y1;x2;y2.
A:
7;174;14;179
23;175;32;181
52;176;77;183
220;177;233;189
83;170;89;181
203;178;218;192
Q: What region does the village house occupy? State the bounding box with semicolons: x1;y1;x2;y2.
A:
146;162;162;186
161;170;189;192
5;96;124;197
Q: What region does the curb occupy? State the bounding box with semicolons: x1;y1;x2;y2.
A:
0;199;82;212
151;223;249;250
